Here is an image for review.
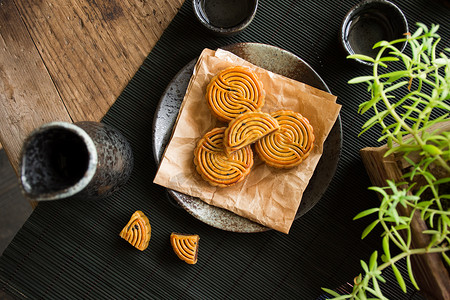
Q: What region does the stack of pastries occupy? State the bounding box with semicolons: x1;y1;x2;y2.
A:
194;66;315;187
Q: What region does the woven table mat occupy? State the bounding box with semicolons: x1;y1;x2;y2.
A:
1;0;448;299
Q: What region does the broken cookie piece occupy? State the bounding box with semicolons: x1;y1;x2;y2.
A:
170;233;200;264
120;211;151;251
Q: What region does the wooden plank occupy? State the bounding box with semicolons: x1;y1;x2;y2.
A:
14;0;184;123
0;0;72;174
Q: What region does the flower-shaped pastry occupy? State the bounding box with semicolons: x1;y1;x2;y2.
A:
224;111;280;154
255;110;315;168
206;66;265;122
194;127;253;187
119;210;151;251
170;233;200;265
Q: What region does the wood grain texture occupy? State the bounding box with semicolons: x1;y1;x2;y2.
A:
0;0;72;173
14;0;184;123
0;0;184;173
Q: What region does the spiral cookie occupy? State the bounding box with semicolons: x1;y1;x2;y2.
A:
255;110;315;168
170;233;200;265
194;127;253;187
119;211;151;251
224;112;280;154
206;66;265;122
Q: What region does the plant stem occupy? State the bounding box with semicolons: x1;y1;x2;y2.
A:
377;246;450;272
406;203;450;216
436;155;450;173
372;54;426;148
379;211;408;252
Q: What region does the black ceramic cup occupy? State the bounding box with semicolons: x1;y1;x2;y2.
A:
192;0;258;36
340;0;408;66
19;121;134;201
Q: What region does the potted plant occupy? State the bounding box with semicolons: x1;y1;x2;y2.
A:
323;23;449;299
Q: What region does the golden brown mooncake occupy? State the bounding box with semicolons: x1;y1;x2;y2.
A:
255;110;315;168
170;233;200;265
206;66;265;122
119;211;151;251
224;111;280;154
194;127;253;187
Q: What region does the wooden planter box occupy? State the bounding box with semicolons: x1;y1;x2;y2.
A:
360;142;450;300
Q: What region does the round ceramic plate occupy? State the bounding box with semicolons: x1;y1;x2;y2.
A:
152;43;342;233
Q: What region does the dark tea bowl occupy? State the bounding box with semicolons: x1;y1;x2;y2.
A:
192;0;258;36
340;0;408;66
19;121;134;201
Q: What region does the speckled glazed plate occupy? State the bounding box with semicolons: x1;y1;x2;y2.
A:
152;43;342;233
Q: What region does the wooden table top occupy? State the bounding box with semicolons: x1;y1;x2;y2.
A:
0;0;184;174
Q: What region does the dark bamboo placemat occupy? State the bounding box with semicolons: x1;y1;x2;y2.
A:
1;0;448;299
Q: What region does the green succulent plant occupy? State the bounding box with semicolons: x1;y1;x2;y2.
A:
323;23;450;299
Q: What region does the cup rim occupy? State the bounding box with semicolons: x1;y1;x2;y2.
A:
340;0;409;66
192;0;258;35
19;122;98;201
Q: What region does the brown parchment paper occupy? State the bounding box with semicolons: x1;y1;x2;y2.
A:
154;48;341;233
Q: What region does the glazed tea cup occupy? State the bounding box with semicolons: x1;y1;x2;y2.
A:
19;121;133;201
340;0;408;66
192;0;258;36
